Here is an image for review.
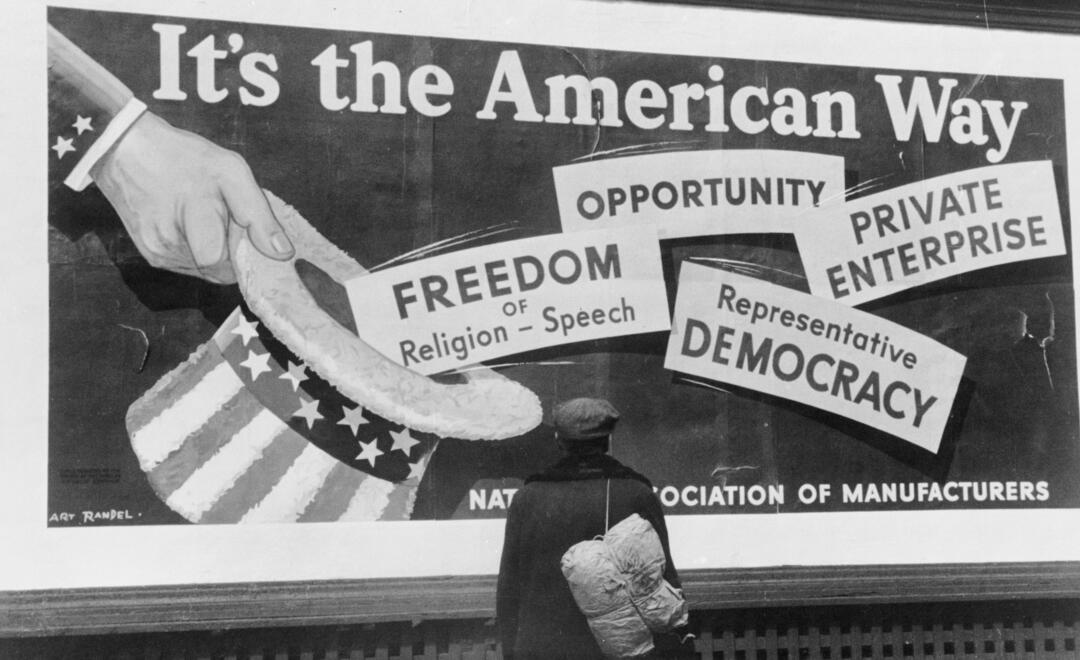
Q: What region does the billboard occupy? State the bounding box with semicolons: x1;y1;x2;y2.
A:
3;0;1080;594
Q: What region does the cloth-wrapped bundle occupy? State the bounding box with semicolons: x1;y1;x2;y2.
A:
561;514;688;658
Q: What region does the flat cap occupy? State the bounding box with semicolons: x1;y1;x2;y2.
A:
552;397;620;440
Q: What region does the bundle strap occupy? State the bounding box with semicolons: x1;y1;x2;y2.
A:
604;478;611;534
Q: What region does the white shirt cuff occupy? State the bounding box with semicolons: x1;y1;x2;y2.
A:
63;98;147;192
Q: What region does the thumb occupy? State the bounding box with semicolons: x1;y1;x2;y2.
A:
219;162;294;260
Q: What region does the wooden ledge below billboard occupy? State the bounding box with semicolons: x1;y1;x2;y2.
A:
3;562;1079;637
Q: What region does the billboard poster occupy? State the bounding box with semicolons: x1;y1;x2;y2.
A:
3;0;1080;590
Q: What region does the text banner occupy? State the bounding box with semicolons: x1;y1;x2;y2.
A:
346;226;670;374
553;149;846;239
664;263;966;453
797;160;1066;305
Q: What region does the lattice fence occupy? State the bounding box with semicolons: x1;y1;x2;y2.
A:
2;600;1077;659
695;602;1079;660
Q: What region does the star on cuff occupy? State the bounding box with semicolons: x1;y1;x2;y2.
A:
51;136;75;159
72;115;94;135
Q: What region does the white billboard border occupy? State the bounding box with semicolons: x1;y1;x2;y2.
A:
1;0;1078;623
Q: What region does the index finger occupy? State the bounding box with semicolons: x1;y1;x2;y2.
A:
218;154;294;260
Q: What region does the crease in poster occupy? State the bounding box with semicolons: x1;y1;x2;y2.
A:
663;262;967;453
797;160;1066;306
553;149;846;238
345;226;670;374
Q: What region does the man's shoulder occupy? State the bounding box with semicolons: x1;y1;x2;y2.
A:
517;473;654;499
612;475;658;499
512;476;597;501
514;479;575;498
509;480;546;508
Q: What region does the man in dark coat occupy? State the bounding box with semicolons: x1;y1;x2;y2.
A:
496;398;683;659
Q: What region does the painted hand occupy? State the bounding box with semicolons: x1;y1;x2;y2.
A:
92;112;294;283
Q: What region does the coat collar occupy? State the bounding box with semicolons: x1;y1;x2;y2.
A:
525;453;653;487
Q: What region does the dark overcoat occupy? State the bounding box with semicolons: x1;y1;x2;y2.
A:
496;453;680;660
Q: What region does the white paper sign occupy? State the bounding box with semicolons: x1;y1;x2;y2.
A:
553;149;846;239
664;263;967;452
797;160;1066;306
345;226;670;374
